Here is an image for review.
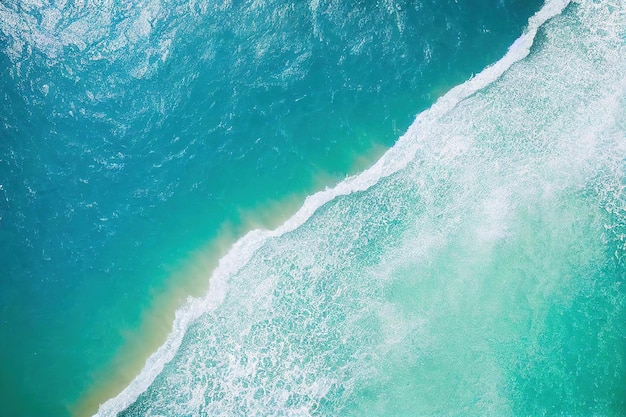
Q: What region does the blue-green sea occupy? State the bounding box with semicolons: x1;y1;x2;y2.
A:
1;0;625;416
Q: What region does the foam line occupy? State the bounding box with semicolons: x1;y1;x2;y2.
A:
94;0;570;415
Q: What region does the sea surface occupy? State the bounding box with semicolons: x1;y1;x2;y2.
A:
1;0;625;416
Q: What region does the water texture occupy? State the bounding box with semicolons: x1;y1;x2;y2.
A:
3;0;624;416
98;0;626;415
0;0;541;414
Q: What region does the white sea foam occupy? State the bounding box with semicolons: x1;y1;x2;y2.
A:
94;0;572;415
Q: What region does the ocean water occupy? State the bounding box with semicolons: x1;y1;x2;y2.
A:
1;0;543;415
98;0;626;415
1;0;624;416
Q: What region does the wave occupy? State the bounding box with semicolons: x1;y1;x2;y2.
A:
93;0;572;415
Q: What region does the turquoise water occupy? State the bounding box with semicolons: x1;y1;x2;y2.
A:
1;0;624;416
101;0;626;415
